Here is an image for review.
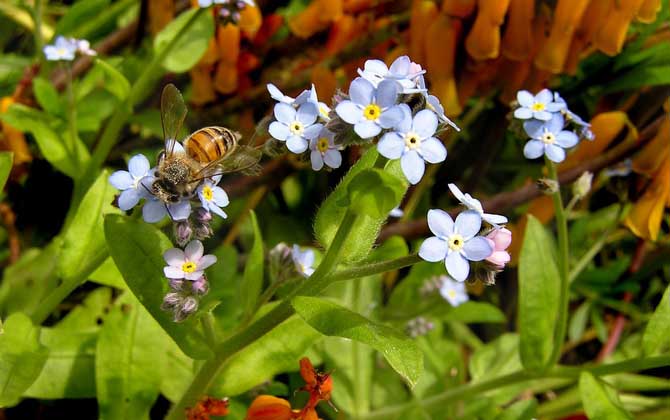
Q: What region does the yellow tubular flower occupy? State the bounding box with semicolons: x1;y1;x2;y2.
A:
465;0;511;60
288;0;343;39
636;0;662;23
0;97;32;165
501;0;535;61
624;156;670;241
594;0;646;56
425;14;462;116
534;0;589;73
409;0;439;64
441;0;476;18
214;23;240;94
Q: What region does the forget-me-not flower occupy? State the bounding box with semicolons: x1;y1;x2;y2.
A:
447;183;508;226
43;36;77;61
109;154;152;211
523;113;579;163
292;245;315;277
377;105;446;184
419;209;493;282
75;39;96;56
438;275;469;306
197;179;229;218
514;89;565;121
336;77;403;139
358;55;425;94
553;92;594;140
163;240;217;281
269;102;323;153
309;128;342;171
416;75;460;131
139;177;192;223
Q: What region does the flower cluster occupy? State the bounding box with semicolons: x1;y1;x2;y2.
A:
267;55;459;184
43;36;96;61
198;0;256;25
422;275;469;307
419;184;511;284
513;89;591;163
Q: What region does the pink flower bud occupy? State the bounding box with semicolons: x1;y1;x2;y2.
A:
485;228;512;268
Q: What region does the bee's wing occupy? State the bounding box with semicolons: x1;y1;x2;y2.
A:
161;84;188;156
190;145;263;183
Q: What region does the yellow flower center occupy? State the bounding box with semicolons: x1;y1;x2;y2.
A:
363;104;381;121
541;132;556;144
448;234;464;251
447;290;457;299
531;102;545;112
404;132;420;149
290;121;304;135
317;137;330;153
319;105;330;119
202;185;213;201
181;261;197;273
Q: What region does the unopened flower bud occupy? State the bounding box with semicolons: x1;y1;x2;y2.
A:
537;178;559;194
405;317;434;338
161;293;182;310
192;276;210;296
174;221;192;247
168;278;185;290
485;228;512;268
195;207;212;223
181;296;198;314
581;127;595;141
193;222;213;240
572;171;593;200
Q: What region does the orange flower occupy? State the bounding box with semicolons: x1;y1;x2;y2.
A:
636;0;662;23
245;395;294;420
214;23;241;94
409;0;439;64
190;65;217;105
148;0;174;35
299;357;333;408
288;0;343;39
311;66;337;103
343;0;378;13
425;14;462;116
187;396;230;420
594;0;646;56
0;97;32;165
441;0;476;17
632;116;670;176
534;0;589;73
501;0;535;61
239;5;262;37
464;0;511;60
624;155;670;241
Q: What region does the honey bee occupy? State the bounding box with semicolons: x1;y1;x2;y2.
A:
151;84;261;205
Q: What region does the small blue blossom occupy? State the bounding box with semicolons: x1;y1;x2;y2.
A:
358;55;425;94
438;275;469;306
447;183;508;226
163;240;217;281
139;177;192;223
267;84;329;121
553;92;594;141
389;207;404;218
269;102;323;153
377;105;446;184
109;154;152;211
267;83;296;104
514;89;565;121
43;36;77;61
292;245;315;277
419;209;493;282
523;113;579;163
197;179;229;218
309;128;342;171
416;75;460;131
74;39;96;56
335;77;403;139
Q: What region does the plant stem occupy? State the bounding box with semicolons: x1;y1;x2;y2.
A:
329;254;422;282
33;0;43;59
66;64;81;172
165;211;358;419
547;160;570;365
201;313;217;349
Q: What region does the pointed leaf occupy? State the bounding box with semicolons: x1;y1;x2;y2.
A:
153;8;214;73
292;296;423;387
642;284;670;356
579;372;633;420
241;211;264;317
94;59;130;101
32;77;63;117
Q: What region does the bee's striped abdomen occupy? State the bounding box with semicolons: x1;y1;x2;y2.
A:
184;126;238;163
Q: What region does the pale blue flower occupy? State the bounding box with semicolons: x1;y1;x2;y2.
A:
377;105;446;184
197;180;229;218
267;83;329;120
163;240;217;281
448;183;507;226
269;102;323;153
292;245;315;277
416;75;460;131
309;128;341;171
43;36;77;61
523;113;579;163
109;154;152;211
139;177;192;223
389;207;404;218
438;275;469;306
335;77;403;139
358;55;425;93
75;39;96;56
514;89;565;121
419;209;493;282
553;92;594;141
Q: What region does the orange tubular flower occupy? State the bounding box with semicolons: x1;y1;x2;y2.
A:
594;0;646;56
441;0;476;18
311;66;337;103
343;0;377;13
187;396;230;420
288;0;343;39
425;15;462;116
214;23;241;94
148;0;174;35
501;0;534;61
464;0;511;60
624;155;670;241
0;97;32;166
245;395;294;420
636;0;662;22
409;0;439;64
534;0;589;73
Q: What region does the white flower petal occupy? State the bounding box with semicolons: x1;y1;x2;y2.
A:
185;240;204;262
168;201;191;221
310;151;324;171
454;210;482;239
354;121;381;139
377;132;405;159
445;252;470;282
483;213;508;225
287;136;308;153
523;140;545;159
378;105;404;129
269;121;289;141
335;101;361;124
323;149;342;169
274;102;296;124
517;90;534;107
118;189;141;211
420;137;447;164
142;200;167;223
418;237;449;262
296;103;318;126
375;79;400;109
535;89;553;104
556;131;579;148
198;254;217;270
545;144;566;163
128;154;150;178
401;150;425;184
462;236;493;261
349;77;375;106
164;248;185;266
109;171;133;190
412;109;438;139
164;266;185;279
514;107;533;119
427;209;454;238
212;187;229;207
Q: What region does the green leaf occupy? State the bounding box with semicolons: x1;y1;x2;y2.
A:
96;294;169;420
314;148;408;263
0;313;49;407
569;300;591;343
494;398;537;420
94;59;131;101
579;372;633;420
292;296;423;387
104;215;211;359
32;77;63;117
212;310;321;396
0;152;12;190
606;66;670;93
469;333;525;405
518;215;560;371
153;8;214;73
89;258;127;289
642;284;670;356
55;0;110;35
59;170;120;282
345;168;406;218
0;54;31;96
439;301;506;324
54;287;113;331
241;211;264;317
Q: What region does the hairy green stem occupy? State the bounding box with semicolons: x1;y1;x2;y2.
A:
362;356;670;419
547;160;570;365
329;254;422;282
201;313;218;349
165;211;359;419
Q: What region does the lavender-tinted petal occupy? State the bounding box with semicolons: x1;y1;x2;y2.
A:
445;252;469;282
514;107;533;119
556;131;579;148
198;254;217;270
287;136;309;153
349;77;375;106
378;105;404;129
389;55;410;76
545;144;566;163
164;266;185;279
548;113;565;132
455;210;482;239
375;79;400;108
143;200;167;223
483;213;508;224
335;101;361;124
274;102;296;124
212;187;229;207
523;119;545;139
412;109;438;138
447;183;467;203
462;236;493;261
533;110;552;121
164;248;186;266
394;103;412;132
118;189;141;211
516;90;534;107
296;103;318;126
427;209;454;238
377;132;405;159
269;121;289;141
401;150;425;184
546;102;565;112
363;59;388;76
267;83;293;103
185;271;203;281
420;137;447;164
523;140;545;159
310;151;324;171
168;201;191;221
535;89;553;104
128;154;150;178
209;204;227;218
323;149;342;169
109;171;133;190
354;121;381;139
185;240;204;262
418;237;449;262
303;123;323;140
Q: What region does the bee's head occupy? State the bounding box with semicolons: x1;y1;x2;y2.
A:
152;178;180;203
